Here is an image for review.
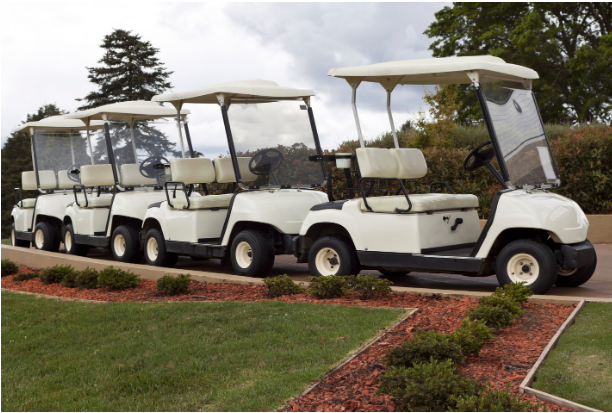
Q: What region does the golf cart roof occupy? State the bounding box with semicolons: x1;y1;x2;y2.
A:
152;80;315;105
11;115;105;134
328;55;539;86
64;100;190;122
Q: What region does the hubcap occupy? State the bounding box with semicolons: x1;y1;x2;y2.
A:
507;253;539;285
114;234;127;257
315;247;341;276
35;229;44;249
65;231;72;252
147;237;159;261
235;241;253;269
557;264;577;277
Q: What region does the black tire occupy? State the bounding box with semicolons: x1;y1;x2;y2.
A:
230;229;275;277
11;223;30;248
33;221;61;252
111;225;141;263
144;228;178;268
495;239;557;295
555;249;597;288
308;236;359;277
379;268;411;277
63;223;88;256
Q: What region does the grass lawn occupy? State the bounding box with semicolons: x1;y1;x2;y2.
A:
1;238;10;245
1;291;407;411
532;302;612;411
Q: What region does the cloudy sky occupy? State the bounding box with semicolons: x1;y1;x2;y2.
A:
1;2;447;154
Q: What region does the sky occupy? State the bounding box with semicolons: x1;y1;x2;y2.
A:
1;2;447;155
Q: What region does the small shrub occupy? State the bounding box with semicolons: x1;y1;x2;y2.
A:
450;383;540;412
263;274;303;298
467;294;524;329
156;274;191;295
345;274;393;300
39;264;75;285
493;282;533;306
98;267;139;290
61;271;79;288
378;358;482;411
2;259;19;276
452;319;494;356
385;331;465;368
13;271;38;281
75;267;99;289
306;275;348;299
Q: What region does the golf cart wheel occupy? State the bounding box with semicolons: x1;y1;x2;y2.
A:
11;223;29;248
63;223;88;256
33;221;61;252
378;268;411;277
230;229;275;277
111;225;141;263
555;248;597;288
495;239;557;295
308;236;358;277
144;228;178;268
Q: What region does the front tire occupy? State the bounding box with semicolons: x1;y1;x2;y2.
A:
33;221;61;252
63;223;88;256
144;228;178;267
111;225;141;263
230;229;275;277
11;223;30;248
555;249;597;287
308;236;359;277
496;239;557;295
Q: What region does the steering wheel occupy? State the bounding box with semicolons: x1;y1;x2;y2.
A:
140;155;170;186
463;141;496;172
67;163;85;183
249;148;284;173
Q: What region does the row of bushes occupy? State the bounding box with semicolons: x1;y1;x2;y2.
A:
377;283;538;411
263;274;393;300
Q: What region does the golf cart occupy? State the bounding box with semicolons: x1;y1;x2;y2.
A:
296;56;596;294
62;101;190;261
10;116;105;251
142;80;329;276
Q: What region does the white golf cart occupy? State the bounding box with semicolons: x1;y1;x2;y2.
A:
296;56;596;294
142;80;329;276
10;116;105;251
62;101;190;261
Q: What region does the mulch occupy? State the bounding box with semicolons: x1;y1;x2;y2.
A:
2;267;576;412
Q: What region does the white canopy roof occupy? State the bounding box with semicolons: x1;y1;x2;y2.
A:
327;55;539;86
152;79;315;105
11;115;105;134
65;100;190;122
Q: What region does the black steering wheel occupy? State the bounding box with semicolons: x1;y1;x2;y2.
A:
67;163;85;183
140;155;170;186
463;141;496;172
249;148;284;185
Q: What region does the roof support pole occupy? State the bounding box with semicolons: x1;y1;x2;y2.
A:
102;116;119;185
387;90;399;149
30;130;41;189
85;122;95;165
69;134;76;165
175;106;186;158
183;118;195;158
350;84;365;148
218;99;242;184
129;118;138;163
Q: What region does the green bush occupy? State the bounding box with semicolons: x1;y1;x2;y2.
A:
378;358;482;412
97;267;139;290
75;267;99;289
466;294;524;329
156;274;191;295
263;274;303;298
61;271;79;288
450;383;540;412
306;275;348;299
1;259;19;276
385;331;465;368
452;319;494;356
345;274;393;300
493;282;533;307
13;271;38;282
39;264;75;285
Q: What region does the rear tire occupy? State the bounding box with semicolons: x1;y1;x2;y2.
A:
230;229;275;277
308;236;359;277
33;221;61;252
555;249;597;287
496;239;557;295
111;225;141;263
144;228;178;268
63;223;88;256
11;223;30;248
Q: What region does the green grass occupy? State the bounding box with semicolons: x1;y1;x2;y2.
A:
1;292;407;411
532;303;612;411
1;238;10;245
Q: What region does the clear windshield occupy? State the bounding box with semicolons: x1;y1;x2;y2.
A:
481;76;560;188
227;100;325;188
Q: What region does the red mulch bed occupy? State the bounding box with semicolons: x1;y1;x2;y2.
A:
2;267;575;412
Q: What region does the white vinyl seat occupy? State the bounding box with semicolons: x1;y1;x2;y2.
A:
168;158;234;210
120;163;160;187
171;193;234;209
17;198;37;208
360;193;479;213
77;165;115;208
214;157;258;183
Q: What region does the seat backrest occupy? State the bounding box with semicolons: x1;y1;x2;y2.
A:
22;171;37;190
355;148;397;178
120;163;159;187
57;170;75;189
80;165;116;187
170;158;216;184
38;170;57;190
391;148;427;179
214;157;258;183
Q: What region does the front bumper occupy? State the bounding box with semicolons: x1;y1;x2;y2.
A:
557;240;595;271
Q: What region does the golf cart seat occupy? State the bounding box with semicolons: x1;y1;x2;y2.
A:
58;170;76;189
22;170;57;191
18;171;37;208
357;148;479;213
77;165;115;208
169;158;234;209
214;157;259;183
120;163;163;187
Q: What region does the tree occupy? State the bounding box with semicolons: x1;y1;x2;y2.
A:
1;104;65;238
425;3;612;124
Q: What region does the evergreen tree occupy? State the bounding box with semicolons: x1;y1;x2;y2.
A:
1;104;65;238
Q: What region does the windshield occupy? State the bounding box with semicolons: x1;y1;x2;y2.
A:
227;100;325;189
481;76;560;188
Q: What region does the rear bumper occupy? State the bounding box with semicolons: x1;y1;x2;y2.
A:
558;240;595;271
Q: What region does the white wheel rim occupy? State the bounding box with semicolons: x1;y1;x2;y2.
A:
11;228;16;246
507;253;539;285
114;234;126;257
557;264;577;277
315;247;341;276
65;231;72;252
147;237;159;261
235;241;253;269
35;229;44;249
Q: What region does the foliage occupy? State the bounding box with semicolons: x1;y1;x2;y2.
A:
39;264;75;285
412;85;461;148
452;319;494;356
425;3;612;124
467;295;523;329
61;270;79;288
97;267;140;290
2;259;19;276
385;331;465;368
263;274;303;298
345;274;393;300
13;272;38;282
450;383;540;412
492;282;533;307
306;275;348;299
75;267;99;290
156;274;191;295
377;359;482;412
